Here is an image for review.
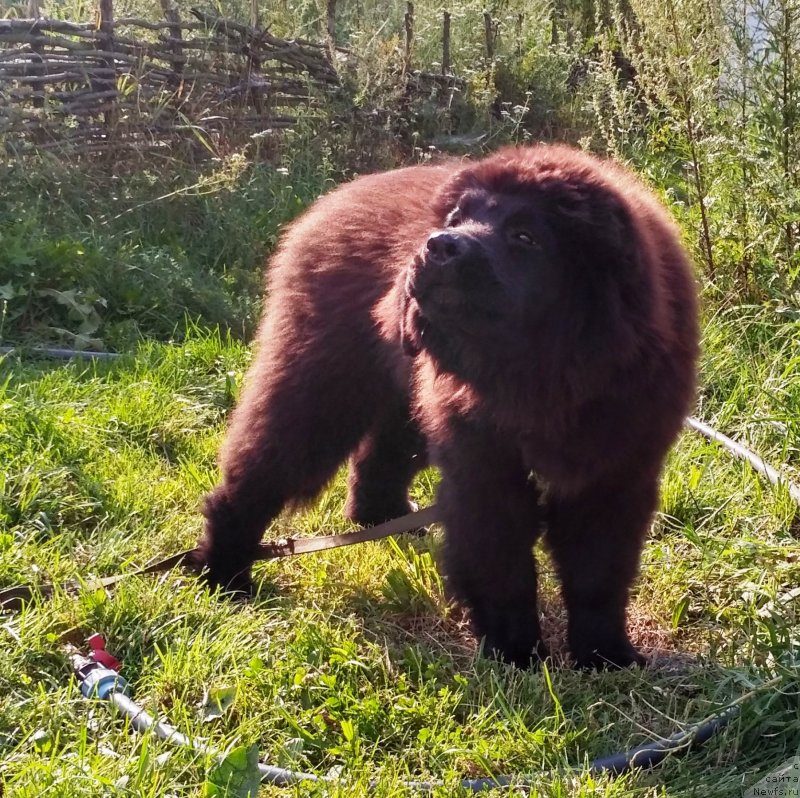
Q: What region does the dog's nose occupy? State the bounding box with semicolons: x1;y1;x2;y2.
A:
425;231;467;263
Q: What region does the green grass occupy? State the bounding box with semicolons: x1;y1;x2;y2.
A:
0;308;798;797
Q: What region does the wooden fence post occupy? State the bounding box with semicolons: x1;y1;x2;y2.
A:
483;11;495;62
403;1;414;74
245;18;263;116
326;0;336;49
28;0;44;108
442;10;451;75
98;0;117;131
160;0;184;85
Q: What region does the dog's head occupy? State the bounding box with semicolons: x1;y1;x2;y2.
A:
401;146;652;385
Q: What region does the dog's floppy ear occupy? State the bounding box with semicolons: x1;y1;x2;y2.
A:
549;180;650;322
399;291;422;357
551;181;633;254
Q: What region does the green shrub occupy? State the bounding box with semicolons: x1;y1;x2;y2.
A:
0;152;331;348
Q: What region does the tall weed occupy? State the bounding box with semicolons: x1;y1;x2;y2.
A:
588;0;800;300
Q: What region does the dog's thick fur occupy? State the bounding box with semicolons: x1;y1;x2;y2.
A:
197;145;699;669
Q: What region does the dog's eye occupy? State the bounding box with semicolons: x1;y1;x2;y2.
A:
512;230;537;247
445;209;462;227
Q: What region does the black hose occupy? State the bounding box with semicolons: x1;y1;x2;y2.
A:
585;706;738;776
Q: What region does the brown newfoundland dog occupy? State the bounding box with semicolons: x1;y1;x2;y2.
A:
197;145;699;669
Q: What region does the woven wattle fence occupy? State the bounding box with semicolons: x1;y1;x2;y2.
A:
0;2;338;154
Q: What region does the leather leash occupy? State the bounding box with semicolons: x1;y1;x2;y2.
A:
0;504;440;612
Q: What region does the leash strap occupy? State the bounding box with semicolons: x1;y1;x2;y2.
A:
0;504;439;612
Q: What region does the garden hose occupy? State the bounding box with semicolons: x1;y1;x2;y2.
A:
69;638;748;793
